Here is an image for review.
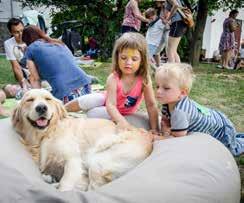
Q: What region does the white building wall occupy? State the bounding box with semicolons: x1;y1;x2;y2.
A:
202;8;244;59
0;0;54;28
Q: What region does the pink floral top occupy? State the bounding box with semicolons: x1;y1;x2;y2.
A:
122;1;141;31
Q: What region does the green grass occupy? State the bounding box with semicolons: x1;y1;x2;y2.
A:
0;56;243;131
82;61;244;132
0;56;16;87
1;56;244;199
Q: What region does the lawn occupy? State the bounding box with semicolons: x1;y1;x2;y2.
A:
0;55;243;131
0;55;244;199
82;59;244;132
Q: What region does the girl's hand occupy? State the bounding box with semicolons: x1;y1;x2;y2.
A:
117;120;135;131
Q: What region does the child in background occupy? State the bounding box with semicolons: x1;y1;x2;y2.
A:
154;63;244;156
145;7;169;68
65;32;159;131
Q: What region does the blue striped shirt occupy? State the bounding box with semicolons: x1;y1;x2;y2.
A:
161;96;240;153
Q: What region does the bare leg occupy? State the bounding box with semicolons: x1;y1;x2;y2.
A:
226;49;233;68
64;99;81;112
154;54;161;67
221;51;228;68
167;36;181;63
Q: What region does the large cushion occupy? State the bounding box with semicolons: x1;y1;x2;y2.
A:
0;118;240;203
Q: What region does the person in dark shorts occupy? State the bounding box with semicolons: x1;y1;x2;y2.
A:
164;0;187;62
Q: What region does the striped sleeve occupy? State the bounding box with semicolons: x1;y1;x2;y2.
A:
170;109;189;131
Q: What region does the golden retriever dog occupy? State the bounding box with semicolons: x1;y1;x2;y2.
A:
12;89;153;191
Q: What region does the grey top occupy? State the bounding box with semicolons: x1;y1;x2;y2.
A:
166;0;183;23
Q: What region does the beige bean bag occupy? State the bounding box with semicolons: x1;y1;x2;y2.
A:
0;118;240;203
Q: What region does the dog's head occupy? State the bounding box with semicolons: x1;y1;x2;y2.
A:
12;89;67;136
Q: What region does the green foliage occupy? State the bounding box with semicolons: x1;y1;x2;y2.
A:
17;0;156;60
17;0;244;61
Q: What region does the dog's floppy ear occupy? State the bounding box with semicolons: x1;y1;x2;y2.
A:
53;98;68;120
12;103;24;134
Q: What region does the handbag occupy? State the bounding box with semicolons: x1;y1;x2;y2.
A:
229;20;238;32
177;7;195;28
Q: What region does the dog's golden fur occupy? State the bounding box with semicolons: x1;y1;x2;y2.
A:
12;89;153;191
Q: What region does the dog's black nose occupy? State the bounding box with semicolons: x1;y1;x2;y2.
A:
35;104;47;115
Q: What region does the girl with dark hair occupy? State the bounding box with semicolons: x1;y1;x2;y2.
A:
218;10;239;69
22;25;91;103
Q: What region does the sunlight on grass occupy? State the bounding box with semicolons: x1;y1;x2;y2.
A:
0;56;243;131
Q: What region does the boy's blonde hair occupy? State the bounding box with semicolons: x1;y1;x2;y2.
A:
111;32;149;84
156;63;195;93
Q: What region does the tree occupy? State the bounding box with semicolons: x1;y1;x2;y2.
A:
188;0;244;66
18;0;244;63
18;0;128;60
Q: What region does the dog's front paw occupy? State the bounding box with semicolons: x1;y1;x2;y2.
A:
42;174;56;184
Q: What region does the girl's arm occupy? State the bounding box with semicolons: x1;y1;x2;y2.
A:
27;59;41;89
106;74;134;130
143;79;159;132
165;0;179;22
131;0;150;23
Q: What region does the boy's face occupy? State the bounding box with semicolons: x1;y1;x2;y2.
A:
10;23;24;44
155;75;186;105
149;14;157;21
118;48;141;75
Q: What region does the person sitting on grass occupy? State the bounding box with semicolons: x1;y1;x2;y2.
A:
154;63;244;156
4;18;31;89
65;32;159;131
22;25;92;104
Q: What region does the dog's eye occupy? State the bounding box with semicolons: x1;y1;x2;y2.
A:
26;98;34;102
45;97;52;101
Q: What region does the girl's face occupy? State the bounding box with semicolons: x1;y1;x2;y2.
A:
118;48;141;76
155;75;185;105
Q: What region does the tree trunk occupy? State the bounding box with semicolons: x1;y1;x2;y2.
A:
189;0;208;67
